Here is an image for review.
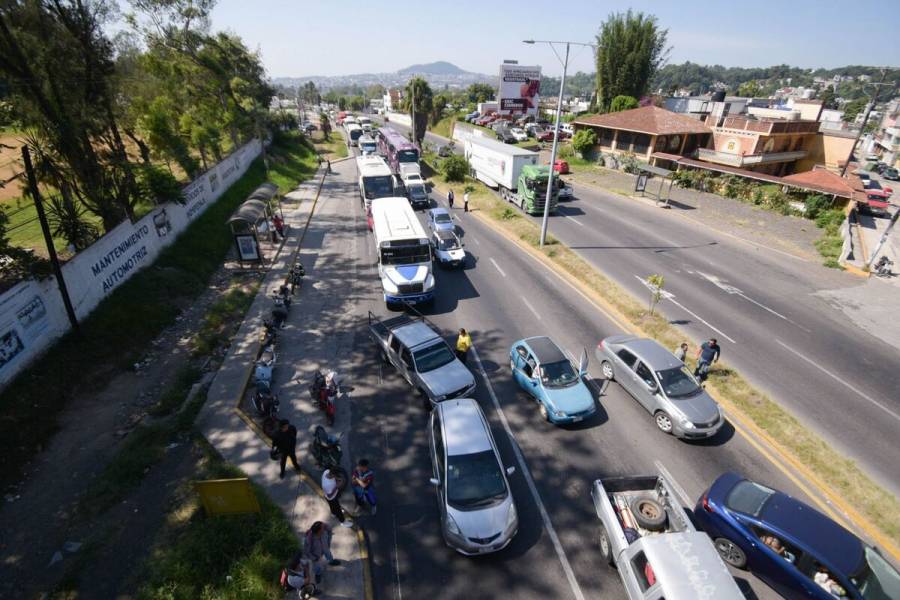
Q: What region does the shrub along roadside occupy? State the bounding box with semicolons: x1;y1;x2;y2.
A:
422;158;900;548
0;133;317;490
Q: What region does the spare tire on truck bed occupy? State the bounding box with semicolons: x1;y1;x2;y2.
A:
630;497;667;531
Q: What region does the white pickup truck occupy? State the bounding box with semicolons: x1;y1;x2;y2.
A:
591;475;743;600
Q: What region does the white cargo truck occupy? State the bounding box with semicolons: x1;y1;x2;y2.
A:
464;137;558;215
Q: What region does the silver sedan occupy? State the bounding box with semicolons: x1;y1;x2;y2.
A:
596;335;724;439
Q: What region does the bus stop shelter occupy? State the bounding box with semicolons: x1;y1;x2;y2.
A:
228;183;280;263
634;164;675;207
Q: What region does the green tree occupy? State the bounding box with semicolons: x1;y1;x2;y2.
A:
571;129;597;157
431;94;449;125
404;77;433;145
842;98;867;123
737;80;762;97
467;83;495;104
610;95;639;112
595;10;669;111
646;274;665;315
818;87;837;110
366;83;386;99
441;154;468;182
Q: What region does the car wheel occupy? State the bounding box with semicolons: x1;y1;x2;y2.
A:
539;403;550;422
600;360;614;380
520;198;526;212
630;497;667;531
598;523;615;566
714;538;747;569
655;411;674;434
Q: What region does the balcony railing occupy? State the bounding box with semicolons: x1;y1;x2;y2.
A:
697;148;807;167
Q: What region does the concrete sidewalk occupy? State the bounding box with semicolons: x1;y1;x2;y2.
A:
197;159;370;600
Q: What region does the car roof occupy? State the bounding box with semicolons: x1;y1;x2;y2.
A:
434;229;458;241
639;533;743;600
392;321;441;349
606;336;682;370
440;398;493;456
431;208;450;217
524;336;567;363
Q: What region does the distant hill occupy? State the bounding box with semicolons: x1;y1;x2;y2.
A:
398;61;468;76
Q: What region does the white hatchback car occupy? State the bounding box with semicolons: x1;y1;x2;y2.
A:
429;398;518;555
431;230;466;268
510;128;528;142
427;207;455;232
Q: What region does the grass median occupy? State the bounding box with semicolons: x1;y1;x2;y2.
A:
424;161;900;551
0;132;317;491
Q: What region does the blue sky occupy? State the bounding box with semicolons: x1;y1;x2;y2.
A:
209;0;899;77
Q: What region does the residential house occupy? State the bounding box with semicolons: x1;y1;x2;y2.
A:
572;106;712;163
382;89;403;112
794;129;857;173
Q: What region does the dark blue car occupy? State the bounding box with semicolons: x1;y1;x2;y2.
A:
694;472;900;600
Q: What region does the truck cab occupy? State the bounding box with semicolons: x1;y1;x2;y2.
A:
516;165;558;215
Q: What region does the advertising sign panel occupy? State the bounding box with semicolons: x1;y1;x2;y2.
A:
498;64;541;116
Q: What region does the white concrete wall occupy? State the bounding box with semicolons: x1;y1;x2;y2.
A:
385;111;412;127
0;139;262;388
452;122;487;145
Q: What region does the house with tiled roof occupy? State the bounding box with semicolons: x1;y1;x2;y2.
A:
572;106;712;163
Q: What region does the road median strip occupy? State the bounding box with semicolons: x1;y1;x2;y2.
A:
425;167;900;560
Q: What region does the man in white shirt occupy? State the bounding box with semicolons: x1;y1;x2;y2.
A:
322;469;353;528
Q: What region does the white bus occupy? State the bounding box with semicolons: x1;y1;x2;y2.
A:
346;123;363;146
357;155;395;207
371;197;435;308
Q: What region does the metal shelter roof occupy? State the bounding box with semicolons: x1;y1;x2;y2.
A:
638;164;673;177
228;199;269;226
248;182;278;203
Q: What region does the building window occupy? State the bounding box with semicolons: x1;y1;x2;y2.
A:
599;128;614;147
633;133;651;154
668;135;682;152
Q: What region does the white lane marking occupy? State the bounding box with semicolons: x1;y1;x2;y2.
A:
563;214;585;227
392;511;403;600
634;275;736;343
696;272;811;332
470;236;480;245
490;258;507;278
667;298;737;344
471;345;586;600
654;460;692;507
521;298;542;320
775;339;900;423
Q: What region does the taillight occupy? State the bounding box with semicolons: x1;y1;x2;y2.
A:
701;492;713;512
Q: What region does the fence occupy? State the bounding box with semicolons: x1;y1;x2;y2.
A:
0;139;262;388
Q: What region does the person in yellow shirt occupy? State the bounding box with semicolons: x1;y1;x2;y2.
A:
455;328;472;364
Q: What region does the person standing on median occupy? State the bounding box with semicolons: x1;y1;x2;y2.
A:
694;338;720;383
455;328;472;365
322;468;353;528
273;419;300;479
674;342;688;363
447;188;454;209
463;190;470;213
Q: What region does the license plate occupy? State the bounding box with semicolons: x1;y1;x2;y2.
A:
572;416;583;422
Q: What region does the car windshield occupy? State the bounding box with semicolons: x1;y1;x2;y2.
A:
398;149;419;163
434;213;451;224
413;342;455;373
380;242;430;266
436;236;460;251
856;546;900;599
540;360;579;388
409;185;427;198
725;480;775;516
446;450;507;509
363;175;394;199
656;366;702;398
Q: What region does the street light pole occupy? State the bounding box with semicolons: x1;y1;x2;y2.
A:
840;68;892;177
540;43;569;247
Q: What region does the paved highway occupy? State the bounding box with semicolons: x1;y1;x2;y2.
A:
378;118;900;497
312;149;833;600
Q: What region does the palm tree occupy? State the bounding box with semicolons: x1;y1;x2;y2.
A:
403;77;433;145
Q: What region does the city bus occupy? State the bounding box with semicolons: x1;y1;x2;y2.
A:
371;197;434;309
377;126;420;174
357;155;394;208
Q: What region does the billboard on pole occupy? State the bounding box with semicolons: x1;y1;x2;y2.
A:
498;64;541;116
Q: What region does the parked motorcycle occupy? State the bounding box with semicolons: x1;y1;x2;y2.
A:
261;318;278;348
874;256;893;277
273;285;292;310
288;263;305;294
308;370;339;426
271;305;289;329
309;425;347;487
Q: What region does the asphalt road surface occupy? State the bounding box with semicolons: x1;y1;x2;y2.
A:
376;118;900;497
316;148;820;600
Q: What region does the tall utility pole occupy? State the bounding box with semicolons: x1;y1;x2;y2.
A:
840;69;893;177
524;39;597;247
21;145;79;332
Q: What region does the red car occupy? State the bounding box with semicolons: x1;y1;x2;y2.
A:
549;159;570;174
536;130;555;142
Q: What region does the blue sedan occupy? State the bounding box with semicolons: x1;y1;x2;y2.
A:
694;472;900;600
509;337;595;424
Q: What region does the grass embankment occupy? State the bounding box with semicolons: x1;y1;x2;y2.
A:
313;130;348;160
0;132;317;490
424;158;900;548
136;437;297;600
430;115;458;139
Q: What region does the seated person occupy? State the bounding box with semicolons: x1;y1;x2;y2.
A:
814;564;847;598
761;534;796;564
285;551;315;591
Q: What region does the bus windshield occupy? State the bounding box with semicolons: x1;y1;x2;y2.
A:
380;242;430;265
398;149;419;163
363;175;394;199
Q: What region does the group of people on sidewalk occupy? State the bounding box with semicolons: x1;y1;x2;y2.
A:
322;459;378;525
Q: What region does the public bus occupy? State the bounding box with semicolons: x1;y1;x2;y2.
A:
371;197;434;308
376;126;420;174
357;155;394;208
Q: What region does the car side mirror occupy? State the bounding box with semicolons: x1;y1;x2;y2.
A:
530;378;538;386
429;477;439;486
648;383;659;393
506;466;516;476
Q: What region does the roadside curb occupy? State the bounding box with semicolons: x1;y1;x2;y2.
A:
466;203;900;563
840;262;870;278
228;165;376;599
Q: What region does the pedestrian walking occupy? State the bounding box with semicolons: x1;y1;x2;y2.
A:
351;459;376;515
326;158;332;174
447;189;455;209
272;419;300;479
674;342;688;363
463;191;469;212
322;469;353;528
455;328;472;364
273;214;285;239
694;338;720;383
304;521;340;583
